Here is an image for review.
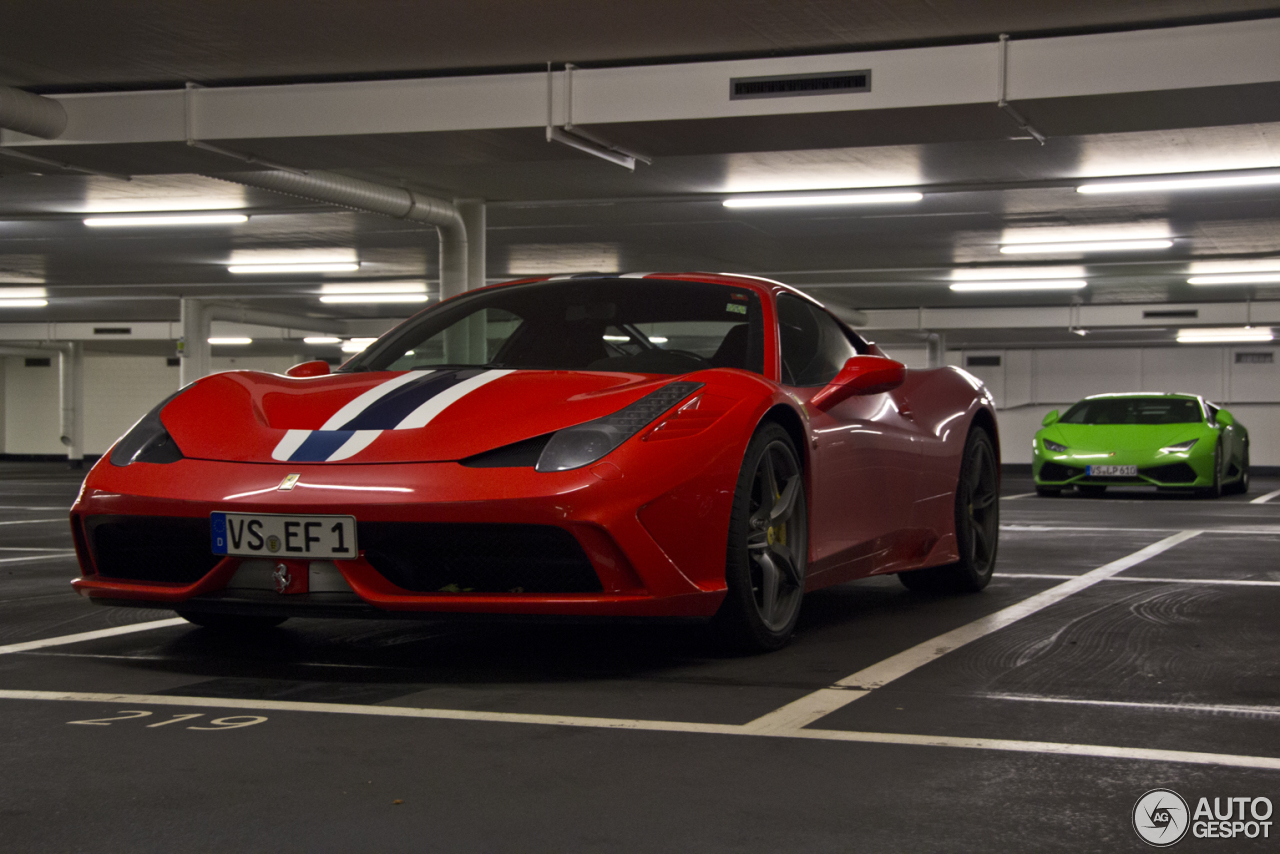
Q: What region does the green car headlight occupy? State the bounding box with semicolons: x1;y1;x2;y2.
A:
1159;438;1198;454
1042;439;1067;453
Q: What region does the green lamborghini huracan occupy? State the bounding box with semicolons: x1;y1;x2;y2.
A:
1033;393;1249;498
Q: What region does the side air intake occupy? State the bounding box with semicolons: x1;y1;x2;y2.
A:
730;70;870;100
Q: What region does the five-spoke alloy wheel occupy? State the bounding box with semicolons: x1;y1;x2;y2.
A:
715;422;807;651
900;427;999;593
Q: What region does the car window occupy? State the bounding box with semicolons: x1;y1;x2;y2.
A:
349;278;765;376
776;294;858;387
1060;397;1203;425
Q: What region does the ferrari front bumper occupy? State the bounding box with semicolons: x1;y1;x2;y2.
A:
70;454;736;620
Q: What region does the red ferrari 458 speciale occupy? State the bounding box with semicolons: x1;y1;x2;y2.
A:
71;273;999;650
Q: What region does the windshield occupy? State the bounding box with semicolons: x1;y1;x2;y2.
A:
342;278;765;376
1060;397;1203;425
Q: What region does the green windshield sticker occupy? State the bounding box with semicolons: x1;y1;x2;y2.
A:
726;303;747;315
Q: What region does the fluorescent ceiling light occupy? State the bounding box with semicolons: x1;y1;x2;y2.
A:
341;338;378;353
319;281;426;295
950;280;1087;292
0;288;48;299
950;266;1084;281
208;337;252;345
1000;239;1172;254
319;293;428;304
1176;327;1274;344
85;213;248;227
1187;272;1280;286
1078;172;1280;194
229;263;360;274
0;299;48;308
302;336;342;345
723;191;923;208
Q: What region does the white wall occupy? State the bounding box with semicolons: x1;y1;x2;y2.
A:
2;354;297;457
955;345;1280;465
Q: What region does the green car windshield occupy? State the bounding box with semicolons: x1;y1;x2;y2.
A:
1060;397;1203;425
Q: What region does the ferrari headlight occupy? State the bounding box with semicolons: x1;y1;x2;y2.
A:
109;390;185;466
1042;439;1067;453
1159;438;1198;454
535;381;703;472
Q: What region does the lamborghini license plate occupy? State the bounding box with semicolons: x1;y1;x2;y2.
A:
1085;465;1137;477
211;512;357;559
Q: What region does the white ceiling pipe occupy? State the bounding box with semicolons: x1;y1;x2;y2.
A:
0;85;67;139
214;169;469;301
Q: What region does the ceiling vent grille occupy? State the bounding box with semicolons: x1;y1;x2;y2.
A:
730;70;870;100
1143;310;1198;319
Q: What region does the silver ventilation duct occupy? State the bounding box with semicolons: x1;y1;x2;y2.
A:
0;86;68;139
214;169;469;300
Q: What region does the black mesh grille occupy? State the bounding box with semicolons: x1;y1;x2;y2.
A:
87;516;221;583
1139;462;1198;483
358;522;601;594
1038;462;1082;482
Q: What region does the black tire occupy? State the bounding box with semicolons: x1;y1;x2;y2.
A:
1198;442;1224;499
176;611;288;631
1077;484;1106;497
899;428;998;594
713;422;807;652
1035;486;1061;497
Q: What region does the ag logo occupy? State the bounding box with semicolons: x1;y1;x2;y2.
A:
1134;788;1190;847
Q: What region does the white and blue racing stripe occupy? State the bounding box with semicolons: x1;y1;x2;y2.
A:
271;368;513;462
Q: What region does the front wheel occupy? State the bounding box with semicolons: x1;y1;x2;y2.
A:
1227;446;1250;495
900;428;998;594
713;422;807;652
1198;442;1224;499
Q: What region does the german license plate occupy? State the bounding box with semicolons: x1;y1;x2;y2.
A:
211;512;357;559
1086;465;1137;477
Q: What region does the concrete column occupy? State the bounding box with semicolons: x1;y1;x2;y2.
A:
58;342;84;467
179;298;210;387
456;199;486;292
926;332;946;368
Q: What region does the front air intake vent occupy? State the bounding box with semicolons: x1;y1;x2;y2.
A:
731;70;870;100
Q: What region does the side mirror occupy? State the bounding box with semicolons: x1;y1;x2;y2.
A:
809;355;906;410
286;360;332;378
1216;409;1234;427
1041;409;1059;427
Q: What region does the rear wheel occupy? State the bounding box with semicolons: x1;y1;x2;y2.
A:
176;611;288;631
1077;484;1106;497
713;422;807;652
900;428;998;594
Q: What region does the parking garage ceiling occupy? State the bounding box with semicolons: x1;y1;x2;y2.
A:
2;2;1280;351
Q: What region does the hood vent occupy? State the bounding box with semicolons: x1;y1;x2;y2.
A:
731;70;870;100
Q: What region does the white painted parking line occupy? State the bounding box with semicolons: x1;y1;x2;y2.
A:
1;689;1276;770
985;693;1280;718
0;618;186;656
1251;487;1280;505
0;553;76;565
1003;524;1280;536
999;572;1280;587
0;547;79;552
0;505;70;511
0;518;66;526
743;530;1202;734
1001;493;1038;500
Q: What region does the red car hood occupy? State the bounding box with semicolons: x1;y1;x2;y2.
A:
159;369;686;464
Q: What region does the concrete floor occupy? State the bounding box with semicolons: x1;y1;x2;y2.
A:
1;462;1278;852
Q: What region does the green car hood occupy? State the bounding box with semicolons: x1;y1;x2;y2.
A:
1042;422;1212;451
